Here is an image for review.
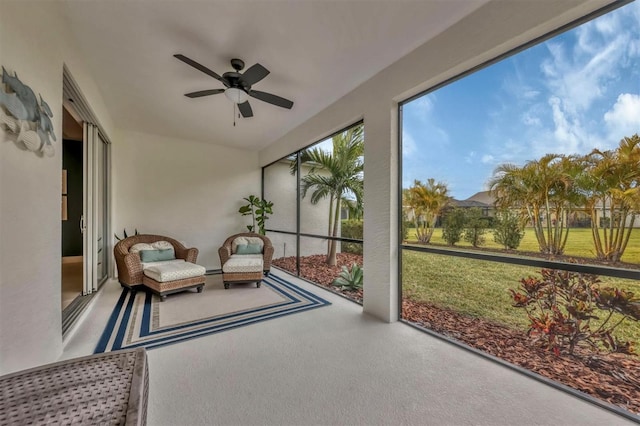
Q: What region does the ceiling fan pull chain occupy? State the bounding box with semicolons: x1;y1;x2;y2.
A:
233;103;236;127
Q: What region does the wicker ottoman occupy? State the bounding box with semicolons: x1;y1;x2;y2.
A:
0;348;148;426
142;261;206;301
222;255;264;289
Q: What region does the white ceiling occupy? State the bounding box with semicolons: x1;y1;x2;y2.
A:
63;0;489;150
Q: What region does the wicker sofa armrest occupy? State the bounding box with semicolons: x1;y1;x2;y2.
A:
122;252;144;286
218;245;231;267
263;245;274;272
182;247;199;263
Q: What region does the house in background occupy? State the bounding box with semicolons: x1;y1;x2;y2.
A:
0;0;624;377
450;191;494;217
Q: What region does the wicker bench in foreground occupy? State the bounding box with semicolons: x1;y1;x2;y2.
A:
0;348;148;426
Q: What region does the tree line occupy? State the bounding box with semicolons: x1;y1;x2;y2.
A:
404;134;640;263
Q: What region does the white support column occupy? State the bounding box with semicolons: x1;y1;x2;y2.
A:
362;104;399;322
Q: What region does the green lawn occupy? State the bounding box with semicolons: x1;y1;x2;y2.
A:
406;227;640;264
402;250;640;344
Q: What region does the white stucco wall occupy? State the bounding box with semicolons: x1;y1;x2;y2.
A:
0;1;115;374
259;0;617;322
112;130;260;270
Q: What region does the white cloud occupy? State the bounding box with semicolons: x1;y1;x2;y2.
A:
465;151;475;164
541;8;638;116
402;130;417;157
408;95;435;123
548;96;581;154
522;90;540;100
414;96;434;114
481;154;494;164
604;93;640;139
522;111;541;127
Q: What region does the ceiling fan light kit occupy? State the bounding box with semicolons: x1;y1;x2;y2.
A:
224;87;248;104
174;54;294;119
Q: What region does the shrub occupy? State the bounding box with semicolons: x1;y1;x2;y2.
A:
401;211;410;242
463;208;488;248
341;220;363;254
510;269;640;355
442;208;465;246
493;210;525;250
332;263;363;291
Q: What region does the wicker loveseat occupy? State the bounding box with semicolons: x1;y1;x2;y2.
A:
218;233;273;289
114;234;205;300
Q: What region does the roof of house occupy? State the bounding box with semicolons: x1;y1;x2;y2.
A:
450;199;491;208
465;191;495;205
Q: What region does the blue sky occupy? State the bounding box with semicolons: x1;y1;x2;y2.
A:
402;1;640;200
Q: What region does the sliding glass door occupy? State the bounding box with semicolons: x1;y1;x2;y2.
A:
82;123;109;294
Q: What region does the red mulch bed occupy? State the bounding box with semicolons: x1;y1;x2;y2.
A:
273;253;640;416
272;253;363;303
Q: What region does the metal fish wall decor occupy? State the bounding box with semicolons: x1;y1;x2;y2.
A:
0;66;55;157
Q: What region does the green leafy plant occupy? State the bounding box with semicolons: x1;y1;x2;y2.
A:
493;209;525;250
239;195;273;235
114;228;139;241
332;263;363;291
510;269;640;355
442;208;465;246
463;207;488;248
341;219;363;254
401;211;411;243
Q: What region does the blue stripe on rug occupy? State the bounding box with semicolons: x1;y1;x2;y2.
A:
94;288;129;353
94;274;330;353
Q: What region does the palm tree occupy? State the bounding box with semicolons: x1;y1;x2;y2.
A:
577;134;640;262
404;179;449;244
295;125;364;266
489;154;577;255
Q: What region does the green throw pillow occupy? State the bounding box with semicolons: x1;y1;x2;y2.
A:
235;243;262;255
140;248;175;262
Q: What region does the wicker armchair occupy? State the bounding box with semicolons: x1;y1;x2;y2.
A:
218;233;273;288
114;234;199;289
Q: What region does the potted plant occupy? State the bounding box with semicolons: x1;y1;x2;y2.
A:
239;195;273;235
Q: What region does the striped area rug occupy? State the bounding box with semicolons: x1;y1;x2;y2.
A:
95;273;330;353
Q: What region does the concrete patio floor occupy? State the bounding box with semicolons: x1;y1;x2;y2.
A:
62;270;635;425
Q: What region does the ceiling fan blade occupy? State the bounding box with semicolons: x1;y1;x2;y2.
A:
174;54;228;86
184;89;225;98
238;101;253;118
242;63;270;86
248;90;293;109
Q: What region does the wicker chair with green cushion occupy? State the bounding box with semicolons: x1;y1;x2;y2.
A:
114;234;205;301
218;233;273;289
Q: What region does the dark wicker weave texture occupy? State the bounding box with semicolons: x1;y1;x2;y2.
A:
0;348;148;426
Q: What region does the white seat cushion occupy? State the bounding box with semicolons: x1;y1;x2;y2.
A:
229;254;263;260
223;256;264;273
143;261;206;282
141;259;185;270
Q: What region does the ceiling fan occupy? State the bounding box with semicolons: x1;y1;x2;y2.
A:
174;54;294;118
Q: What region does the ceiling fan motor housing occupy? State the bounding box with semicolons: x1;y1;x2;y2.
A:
230;58;245;71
